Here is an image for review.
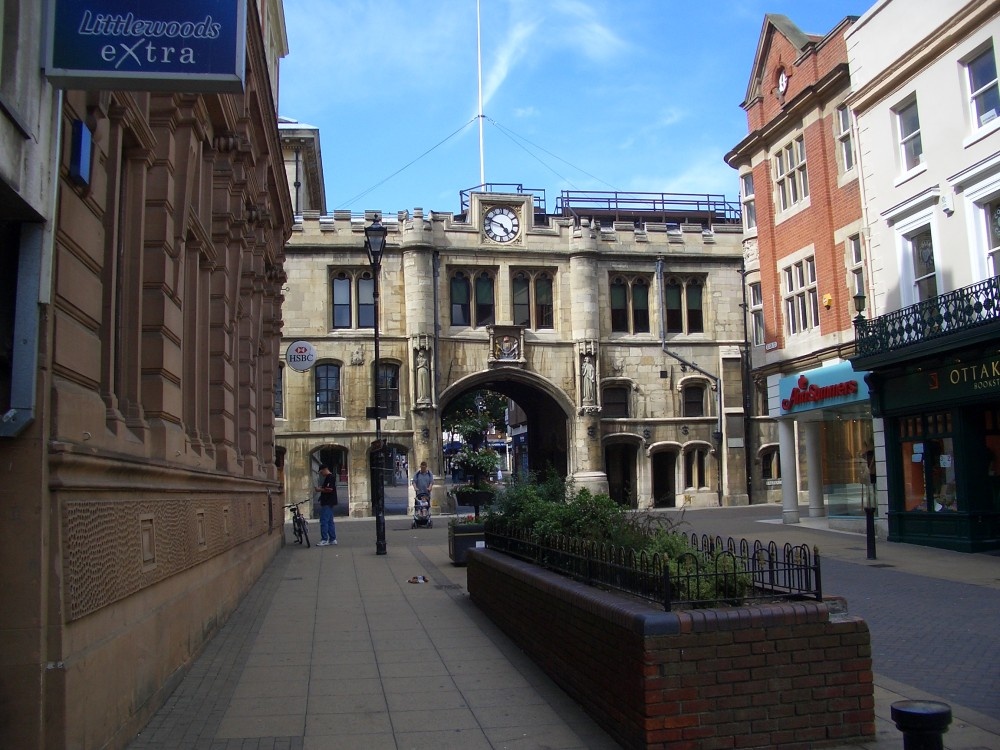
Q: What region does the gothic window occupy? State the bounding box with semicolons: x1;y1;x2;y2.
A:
602;385;629;418
475;272;495;326
761;447;781;480
358;274;375;328
450;272;471;326
610;275;651;334
665;277;705;334
377;362;400;416
511;270;555;330
684;447;708;489
332;273;352;328
315;363;342;417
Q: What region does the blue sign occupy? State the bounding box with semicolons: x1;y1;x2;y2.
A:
778;361;870;415
44;0;246;93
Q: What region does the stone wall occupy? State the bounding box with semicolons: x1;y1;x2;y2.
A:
467;549;875;750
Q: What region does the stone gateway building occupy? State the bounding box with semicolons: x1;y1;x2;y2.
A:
278;175;750;513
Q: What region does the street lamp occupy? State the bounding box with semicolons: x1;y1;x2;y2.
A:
853;291;866;323
365;215;388;556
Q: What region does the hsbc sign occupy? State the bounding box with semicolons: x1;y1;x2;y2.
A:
285;341;317;372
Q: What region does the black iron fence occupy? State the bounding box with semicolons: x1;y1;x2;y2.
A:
485;522;822;611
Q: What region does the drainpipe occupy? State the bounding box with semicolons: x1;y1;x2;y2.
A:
656;257;724;501
432;250;441;406
739;257;754;505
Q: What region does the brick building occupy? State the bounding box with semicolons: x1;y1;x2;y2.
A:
726;14;875;529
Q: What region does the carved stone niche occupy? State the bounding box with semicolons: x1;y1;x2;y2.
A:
487;325;525;368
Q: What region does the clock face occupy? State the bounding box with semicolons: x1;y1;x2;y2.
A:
483;206;520;243
777;70;788;94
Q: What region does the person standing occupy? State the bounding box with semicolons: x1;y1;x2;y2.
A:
412;461;434;498
314;464;338;546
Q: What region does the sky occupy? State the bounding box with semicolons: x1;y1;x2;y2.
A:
278;1;872;217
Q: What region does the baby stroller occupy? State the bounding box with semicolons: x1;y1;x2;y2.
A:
411;491;432;528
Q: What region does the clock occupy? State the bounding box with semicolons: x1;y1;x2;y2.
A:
777;69;788;95
483;205;520;243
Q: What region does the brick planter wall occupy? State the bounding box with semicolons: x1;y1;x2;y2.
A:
467;549;875;750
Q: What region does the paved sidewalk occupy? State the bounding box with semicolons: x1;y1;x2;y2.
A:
128;506;1000;749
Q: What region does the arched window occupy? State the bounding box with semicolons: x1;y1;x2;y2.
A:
377;362;400;416
450;272;471;326
684;447;708;489
332;273;351;328
602;385;629;418
475;272;495;326
682;384;706;417
665;276;705;334
358;274;375;328
611;275;652;333
315;363;342;417
510;269;555;330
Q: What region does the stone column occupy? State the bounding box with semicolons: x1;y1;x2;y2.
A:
778;417;800;524
804;421;826;517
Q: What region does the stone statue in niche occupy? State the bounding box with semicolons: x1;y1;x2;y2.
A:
415;348;431;405
581;355;596;405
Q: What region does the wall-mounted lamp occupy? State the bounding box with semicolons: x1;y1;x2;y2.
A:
822;293;833;309
853;292;866;324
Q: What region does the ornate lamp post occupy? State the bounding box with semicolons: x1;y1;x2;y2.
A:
853;291;876;560
365;216;388;555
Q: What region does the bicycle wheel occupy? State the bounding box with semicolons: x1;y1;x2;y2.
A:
291;513;302;544
299;517;310;548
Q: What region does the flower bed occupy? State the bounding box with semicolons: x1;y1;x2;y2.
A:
467;548;875;750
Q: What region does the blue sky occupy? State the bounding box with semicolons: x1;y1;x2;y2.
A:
278;1;871;216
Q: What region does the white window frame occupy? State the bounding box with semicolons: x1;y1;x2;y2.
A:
774;135;809;213
896;98;924;174
836;105;855;173
741;172;756;231
782;256;818;336
749;281;764;346
848;234;865;300
967;43;1000;131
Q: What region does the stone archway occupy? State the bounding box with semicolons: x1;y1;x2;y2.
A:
438;368;586;488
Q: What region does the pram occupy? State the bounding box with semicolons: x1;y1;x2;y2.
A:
411;491;432;528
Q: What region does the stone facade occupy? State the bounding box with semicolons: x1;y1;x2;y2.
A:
0;2;292;748
278;189;749;513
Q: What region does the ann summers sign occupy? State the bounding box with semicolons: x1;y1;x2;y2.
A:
44;0;247;93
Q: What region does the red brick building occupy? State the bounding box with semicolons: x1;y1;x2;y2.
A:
726;15;875;529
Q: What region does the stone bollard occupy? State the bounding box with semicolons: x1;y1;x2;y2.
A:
890;700;952;750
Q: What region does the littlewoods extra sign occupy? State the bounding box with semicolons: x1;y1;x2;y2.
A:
44;0;247;93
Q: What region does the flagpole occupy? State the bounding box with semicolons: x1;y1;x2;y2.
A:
477;0;485;187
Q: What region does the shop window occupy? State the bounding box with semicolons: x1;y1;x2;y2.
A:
898;412;956;512
602;385;629;418
315;363;342;417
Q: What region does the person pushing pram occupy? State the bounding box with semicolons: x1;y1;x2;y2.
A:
411;460;434;528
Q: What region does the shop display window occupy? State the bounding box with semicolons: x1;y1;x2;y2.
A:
898;413;957;512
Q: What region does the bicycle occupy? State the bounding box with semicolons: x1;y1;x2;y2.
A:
286;500;311;548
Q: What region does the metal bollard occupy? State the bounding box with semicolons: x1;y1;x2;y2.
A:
890;700;952;750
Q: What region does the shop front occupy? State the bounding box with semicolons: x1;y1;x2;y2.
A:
867;352;1000;552
774;361;875;529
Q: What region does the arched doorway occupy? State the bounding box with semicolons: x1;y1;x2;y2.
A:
652;450;678;507
384;442;410;515
605;442;638;507
438;369;575;484
310;447;349;517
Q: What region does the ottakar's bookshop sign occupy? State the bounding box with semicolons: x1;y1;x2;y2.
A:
44;0;247;94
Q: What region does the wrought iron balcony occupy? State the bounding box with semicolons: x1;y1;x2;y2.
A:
853;276;1000;366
